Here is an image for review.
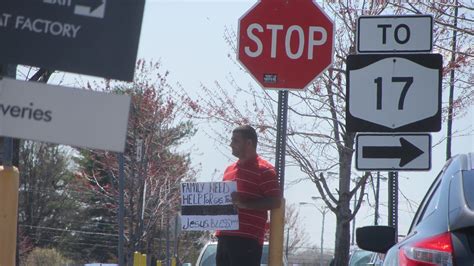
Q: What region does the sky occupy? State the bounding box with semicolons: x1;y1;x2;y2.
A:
135;0;474;253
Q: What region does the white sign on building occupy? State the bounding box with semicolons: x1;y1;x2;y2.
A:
0;78;130;152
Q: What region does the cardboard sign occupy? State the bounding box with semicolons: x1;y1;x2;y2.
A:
180;181;238;231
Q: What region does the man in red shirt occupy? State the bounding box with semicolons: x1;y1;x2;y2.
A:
215;125;282;266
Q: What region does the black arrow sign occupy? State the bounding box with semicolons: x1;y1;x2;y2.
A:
75;0;104;13
362;137;424;167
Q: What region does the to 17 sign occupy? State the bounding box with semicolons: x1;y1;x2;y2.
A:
346;54;442;132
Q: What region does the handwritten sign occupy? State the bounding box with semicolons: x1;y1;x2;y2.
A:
180;181;238;231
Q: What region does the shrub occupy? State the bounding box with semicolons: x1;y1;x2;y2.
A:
22;248;71;266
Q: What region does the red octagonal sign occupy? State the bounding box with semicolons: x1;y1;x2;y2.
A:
238;0;334;90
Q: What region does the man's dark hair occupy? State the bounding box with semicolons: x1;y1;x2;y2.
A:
233;125;258;147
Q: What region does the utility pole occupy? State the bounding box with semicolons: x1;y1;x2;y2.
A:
165;179;171;266
136;138;146;251
446;0;459;160
374;172;380;225
299;201;328;266
166;212;170;266
319;207;327;266
351;190;357;246
285;227;290;259
174;214;179;265
269;90;288;266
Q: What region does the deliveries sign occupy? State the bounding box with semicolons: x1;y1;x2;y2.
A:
180;181;238;231
0;78;130;152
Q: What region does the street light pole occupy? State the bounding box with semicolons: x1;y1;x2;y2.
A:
375;172;380;225
319;208;327;266
285;227;290;259
352;190;357;246
299;201;328;266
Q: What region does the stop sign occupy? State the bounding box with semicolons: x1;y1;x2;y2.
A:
238;0;334;90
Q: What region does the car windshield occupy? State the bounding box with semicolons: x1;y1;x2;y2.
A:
198;243;270;266
261;244;269;264
349;249;375;266
200;244;217;266
463;170;474;209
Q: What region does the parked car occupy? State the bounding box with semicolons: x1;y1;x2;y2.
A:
349;247;384;266
195;241;287;266
357;152;474;265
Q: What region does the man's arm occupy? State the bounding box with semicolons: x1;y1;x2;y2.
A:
231;192;282;210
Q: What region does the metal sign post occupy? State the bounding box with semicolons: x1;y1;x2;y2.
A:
388;171;398;240
268;90;289;266
275;90;289;190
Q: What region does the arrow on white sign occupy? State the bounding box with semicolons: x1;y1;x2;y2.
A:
362;137;423;167
356;134;431;171
76;0;104;12
74;0;106;18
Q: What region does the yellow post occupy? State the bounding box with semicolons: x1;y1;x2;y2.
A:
268;198;285;266
171;257;177;266
0;166;19;266
156;260;162;266
141;253;147;266
133;251;141;266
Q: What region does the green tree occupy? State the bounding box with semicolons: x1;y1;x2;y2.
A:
73;60;201;263
18;141;81;260
22;248;71;266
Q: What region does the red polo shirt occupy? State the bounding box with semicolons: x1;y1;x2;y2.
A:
216;155;282;245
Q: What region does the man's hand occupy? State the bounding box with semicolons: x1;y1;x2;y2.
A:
231;192;282;210
231;192;247;209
